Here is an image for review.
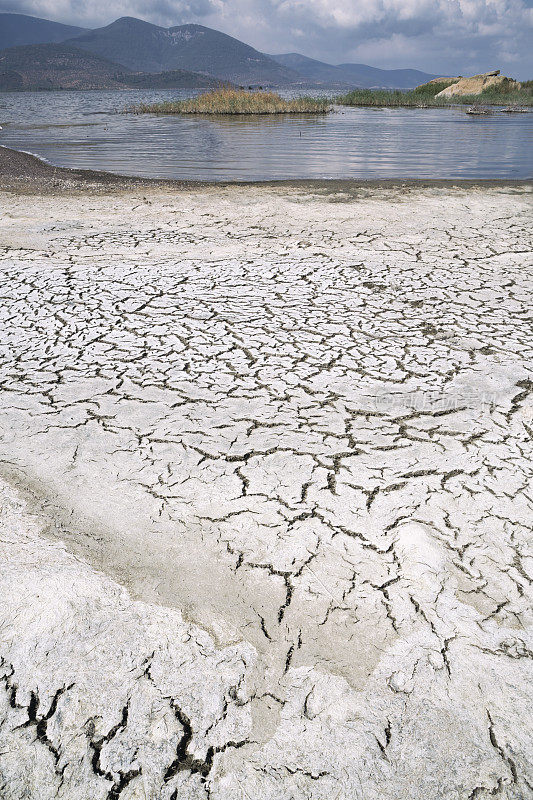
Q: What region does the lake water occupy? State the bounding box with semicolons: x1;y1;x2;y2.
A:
0;89;531;180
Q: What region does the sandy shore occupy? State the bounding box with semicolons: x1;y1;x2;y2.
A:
0;156;532;799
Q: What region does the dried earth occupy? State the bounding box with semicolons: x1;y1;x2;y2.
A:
0;179;532;799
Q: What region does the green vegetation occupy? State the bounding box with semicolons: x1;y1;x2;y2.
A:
338;80;533;108
133;87;330;114
474;81;533;105
411;80;457;96
337;88;448;107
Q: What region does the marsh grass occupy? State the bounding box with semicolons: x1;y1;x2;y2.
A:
339;80;533;107
133;87;330;114
337;88;448;107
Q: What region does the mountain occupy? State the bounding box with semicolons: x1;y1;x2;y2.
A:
337;63;437;89
0;12;86;51
0;43;126;90
69;17;298;84
124;69;220;89
268;54;351;86
67;17;174;74
0;42;222;91
270;53;436;89
160;24;298;84
0;13;439;89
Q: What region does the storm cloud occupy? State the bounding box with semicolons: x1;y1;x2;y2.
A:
1;0;532;76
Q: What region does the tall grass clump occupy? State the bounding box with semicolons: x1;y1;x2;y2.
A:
336;88;448;107
475;81;533;105
133;87;330;114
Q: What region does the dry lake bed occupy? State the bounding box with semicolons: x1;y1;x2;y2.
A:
0;171;532;799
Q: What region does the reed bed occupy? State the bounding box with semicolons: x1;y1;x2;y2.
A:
338;81;533;108
337;88;448;107
133;87;330;114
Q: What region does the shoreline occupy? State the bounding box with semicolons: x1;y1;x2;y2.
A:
1;145;531;195
0;171;532;799
1;142;533;800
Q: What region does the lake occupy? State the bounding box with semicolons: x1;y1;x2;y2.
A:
0;88;531;180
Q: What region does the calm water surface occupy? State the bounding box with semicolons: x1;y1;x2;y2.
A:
0;89;531;180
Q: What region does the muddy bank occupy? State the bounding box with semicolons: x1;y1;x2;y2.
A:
1;144;531;195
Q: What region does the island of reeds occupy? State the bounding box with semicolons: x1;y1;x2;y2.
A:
134;87;330;114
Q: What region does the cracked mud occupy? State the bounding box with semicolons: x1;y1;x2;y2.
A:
0;183;532;799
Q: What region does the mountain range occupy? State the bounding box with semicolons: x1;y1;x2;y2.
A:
70;18;296;84
0;12;437;90
0;42;221;91
270;53;438;90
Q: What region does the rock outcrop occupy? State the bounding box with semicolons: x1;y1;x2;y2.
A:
427;75;460;84
436;70;520;97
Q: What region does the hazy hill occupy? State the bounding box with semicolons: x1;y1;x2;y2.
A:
69;17;298;84
337;62;436;89
163;24;298;84
0;12;86;50
67;17;171;73
125;69;220;89
0;43;126;90
268;54;351;86
271;53;436;88
0;42;222;91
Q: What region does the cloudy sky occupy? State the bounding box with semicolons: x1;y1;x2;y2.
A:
2;0;532;77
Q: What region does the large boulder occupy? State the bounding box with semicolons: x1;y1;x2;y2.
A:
436;70;520;97
427;75;461;84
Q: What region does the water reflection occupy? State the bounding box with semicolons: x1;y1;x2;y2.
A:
0;89;531;180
